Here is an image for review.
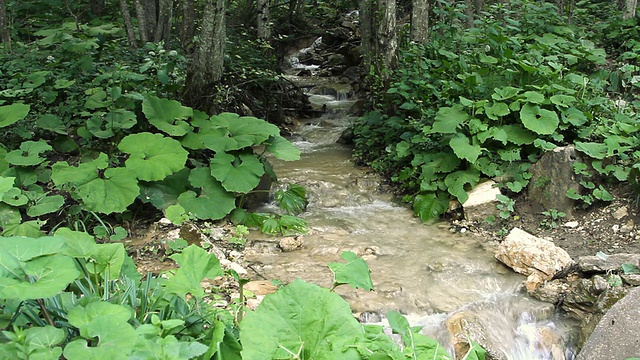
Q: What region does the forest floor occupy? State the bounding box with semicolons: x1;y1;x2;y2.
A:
457;184;640;259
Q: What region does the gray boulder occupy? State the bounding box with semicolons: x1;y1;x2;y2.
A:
578;253;640;273
528;145;582;218
576;286;640;360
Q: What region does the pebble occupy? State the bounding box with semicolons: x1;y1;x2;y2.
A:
564;221;579;228
279;236;304;252
229;262;247;275
612;206;628;220
612;224;620;233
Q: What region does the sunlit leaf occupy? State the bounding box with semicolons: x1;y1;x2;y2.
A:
119;132;189;181
328;251;374;291
444;169;480;204
166;245;223;299
519;103;559;135
142;95;193;136
5;140;52;166
210;152;265;193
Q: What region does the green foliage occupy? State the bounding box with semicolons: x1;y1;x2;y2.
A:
540;209;567;228
496;194;516;220
353;0;640;222
328;251;374;291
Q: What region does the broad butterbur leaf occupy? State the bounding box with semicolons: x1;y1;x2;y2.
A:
178;167;236;220
431;106;468;134
265;135;301;160
328;251;374;291
275;184;308;215
143;95;193;136
5;140;52;166
166;245;223;299
91;243;126;277
444;169;480;204
210;152;265;193
208;112;280;150
519;104;559;135
449;135;482;163
27;194;65;217
36;114;67;134
484;102;510;120
413;193;449;222
119;132;188;181
87;109;137;138
240;279;363;360
64;301;136;360
575;141;608;159
387;310;451;359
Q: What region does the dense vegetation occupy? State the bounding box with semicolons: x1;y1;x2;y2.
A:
1;0;640;358
353;0;640;222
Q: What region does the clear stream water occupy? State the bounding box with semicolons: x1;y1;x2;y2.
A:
245;96;577;358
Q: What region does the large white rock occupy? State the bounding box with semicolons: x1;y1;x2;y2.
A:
495;228;574;283
463;180;502;222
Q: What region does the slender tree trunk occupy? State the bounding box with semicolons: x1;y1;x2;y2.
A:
474;0;484;16
120;0;138;49
464;0;474;27
145;0;158;41
185;0;226;102
0;0;11;53
154;0;173;44
134;0;149;44
179;0;195;50
359;0;397;85
257;0;270;40
623;0;637;19
91;0;105;16
411;0;429;43
377;0;397;76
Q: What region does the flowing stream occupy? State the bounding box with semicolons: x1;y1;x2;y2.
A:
246;106;576;359
245;43;576;358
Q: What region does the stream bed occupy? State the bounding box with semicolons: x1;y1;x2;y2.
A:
245;96;578;358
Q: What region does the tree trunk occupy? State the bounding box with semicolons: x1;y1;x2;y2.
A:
154;0;173;44
474;0;484;16
464;0;474;27
623;0;637;19
376;0;397;76
411;0;429;43
134;0;149;44
91;0;105;17
120;0;137;49
184;0;226;103
179;0;195;50
0;0;11;53
359;0;397;86
257;0;270;40
144;0;157;42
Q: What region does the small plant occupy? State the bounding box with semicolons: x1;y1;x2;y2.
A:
228;224;249;248
540;209;567;228
496;194;516;220
165;238;189;254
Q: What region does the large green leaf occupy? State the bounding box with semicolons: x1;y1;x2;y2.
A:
56;227;97;258
0;236;79;300
87;109;137;138
413;192;449;222
449;135;482;163
52;154;139;213
138;168;190;210
208;113;280;150
265;135;301;160
444;169;480;204
240;279;363;360
119;132;189;181
575;141;608;159
166;245;223;299
177;167;236;220
0;103;30;128
483;102;510;120
142;95;193;136
210;152;265;193
131;335;208;360
0;177;15;197
27;194;65;217
431;106;468;134
500;125;537;145
519;103;559;135
64;301;136;360
5;140;52;166
91;243;126;278
387;310;451;359
328;251;374;290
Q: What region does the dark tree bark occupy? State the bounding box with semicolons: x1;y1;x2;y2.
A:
257;0;270;40
0;0;11;52
464;0;474;27
120;0;138;49
91;0;105;17
154;0;173;45
184;0;226;103
134;0;149;44
411;0;429;43
359;0;397;86
179;0;195;50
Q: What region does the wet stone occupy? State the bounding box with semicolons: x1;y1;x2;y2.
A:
278;236;304;252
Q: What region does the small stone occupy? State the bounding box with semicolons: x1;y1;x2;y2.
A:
460;228;467;234
612;206;628;220
246;298;262;311
592;275;609;294
621;220;635;234
564;221;579;228
278;236;304;252
612;224;620;233
229;262;247;275
622;274;640;286
244;280;278;295
158;217;173;225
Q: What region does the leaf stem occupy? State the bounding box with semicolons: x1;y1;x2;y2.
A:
36;299;55;327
